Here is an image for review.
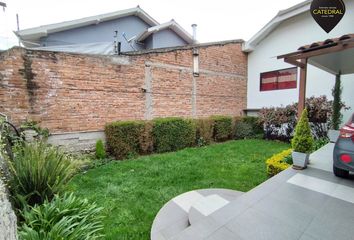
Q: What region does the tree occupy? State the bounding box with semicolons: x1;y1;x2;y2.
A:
331;74;342;130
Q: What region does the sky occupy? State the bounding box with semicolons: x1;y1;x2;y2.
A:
0;0;304;49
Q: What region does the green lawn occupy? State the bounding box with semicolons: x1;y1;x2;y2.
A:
68;139;289;240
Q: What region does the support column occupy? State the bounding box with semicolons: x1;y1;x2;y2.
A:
297;59;307;119
192;76;197;117
144;65;153;120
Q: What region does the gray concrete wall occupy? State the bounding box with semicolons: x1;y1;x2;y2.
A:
145;35;154;49
47;131;105;152
0;157;17;240
151;29;187;49
40;16;150;52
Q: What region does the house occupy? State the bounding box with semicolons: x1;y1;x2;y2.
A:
244;0;354;122
15;6;194;54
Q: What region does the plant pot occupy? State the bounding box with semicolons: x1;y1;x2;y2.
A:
328;129;339;143
292;151;309;169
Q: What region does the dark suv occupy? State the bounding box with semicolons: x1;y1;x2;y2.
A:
333;113;354;178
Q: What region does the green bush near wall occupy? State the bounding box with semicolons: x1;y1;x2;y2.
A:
211;116;233;141
194;118;214;146
234;116;264;139
105;121;145;159
95;139;106;159
105;116;264;159
152;117;196;153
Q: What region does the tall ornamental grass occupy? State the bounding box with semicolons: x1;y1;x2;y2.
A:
6;141;75;208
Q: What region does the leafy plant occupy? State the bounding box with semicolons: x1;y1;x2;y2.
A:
283;155;293;165
152;117;196;153
6;141;75;208
312;137;329;152
211;116;232;141
259;104;297;142
19;193;104;240
291;109;314;153
20;120;49;139
1;117;23;161
95;139;106;159
259;95;349;141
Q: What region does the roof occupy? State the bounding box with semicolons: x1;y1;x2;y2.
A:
136;20;194;44
243;0;312;52
15;6;159;42
296;34;354;51
277;34;354;75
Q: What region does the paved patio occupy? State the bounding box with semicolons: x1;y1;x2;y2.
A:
152;143;354;240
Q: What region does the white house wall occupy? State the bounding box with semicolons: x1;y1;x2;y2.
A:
247;0;354;122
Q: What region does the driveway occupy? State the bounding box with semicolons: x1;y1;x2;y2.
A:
169;143;354;240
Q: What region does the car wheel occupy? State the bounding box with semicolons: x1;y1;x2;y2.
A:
333;165;349;178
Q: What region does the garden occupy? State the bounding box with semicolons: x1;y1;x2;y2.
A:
0;94;347;239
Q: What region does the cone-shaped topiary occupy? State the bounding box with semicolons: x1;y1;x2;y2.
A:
291;109;314;153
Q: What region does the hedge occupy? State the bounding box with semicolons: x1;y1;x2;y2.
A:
211;116;233;141
105;116;264;159
234;116;264;139
104;121;145;159
152;117;196;153
194;118;214;146
265;149;292;177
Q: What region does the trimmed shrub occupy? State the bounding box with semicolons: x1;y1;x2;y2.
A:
211;116;232;142
266;149;292;177
242;116;264;137
95;139;106;159
19;193;104;240
105;121;145;159
139;121;153;154
233;116;264;140
194;118;214;146
234;121;254;139
291;109;314;153
152;117;196;153
6;142;75;207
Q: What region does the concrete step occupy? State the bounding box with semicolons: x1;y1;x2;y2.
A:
150;189;243;240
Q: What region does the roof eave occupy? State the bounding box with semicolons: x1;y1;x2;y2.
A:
243;0;312;52
137;21;194;44
16;7;159;41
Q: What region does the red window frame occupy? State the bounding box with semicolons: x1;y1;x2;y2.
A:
260;67;297;91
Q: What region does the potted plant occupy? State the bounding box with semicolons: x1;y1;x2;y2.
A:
291;109;314;169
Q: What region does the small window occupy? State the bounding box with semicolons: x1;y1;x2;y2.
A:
260;67;297;91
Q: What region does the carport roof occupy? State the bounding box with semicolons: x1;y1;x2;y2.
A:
278;34;354;75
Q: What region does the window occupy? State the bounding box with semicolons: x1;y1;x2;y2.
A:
260;67;297;91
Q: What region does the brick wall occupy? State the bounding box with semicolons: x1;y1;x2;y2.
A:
0;41;247;135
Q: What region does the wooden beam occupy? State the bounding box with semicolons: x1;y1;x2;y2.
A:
298;59;307;119
284;57;305;68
